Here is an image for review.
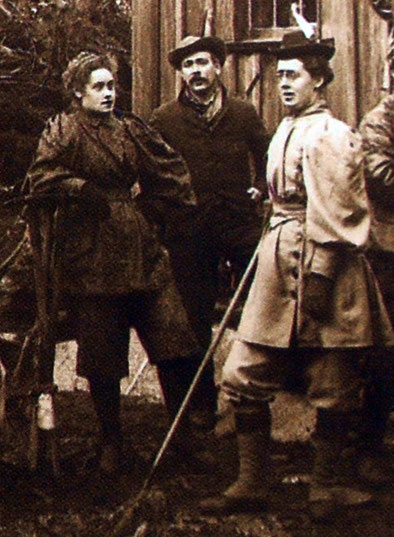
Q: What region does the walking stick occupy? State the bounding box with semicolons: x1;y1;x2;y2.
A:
110;244;260;537
27;201;68;476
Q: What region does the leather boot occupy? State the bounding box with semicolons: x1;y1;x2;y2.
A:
309;409;373;521
89;374;123;476
200;403;271;513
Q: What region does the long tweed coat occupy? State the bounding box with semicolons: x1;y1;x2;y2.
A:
24;108;196;296
237;101;394;348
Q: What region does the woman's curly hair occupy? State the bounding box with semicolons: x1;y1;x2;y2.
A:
62;51;118;100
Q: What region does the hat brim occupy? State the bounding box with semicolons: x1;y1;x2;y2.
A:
168;36;227;70
274;42;335;61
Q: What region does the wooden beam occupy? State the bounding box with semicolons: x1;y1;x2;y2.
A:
160;0;177;103
216;0;249;41
357;0;388;115
321;0;359;126
184;0;206;36
131;0;160;119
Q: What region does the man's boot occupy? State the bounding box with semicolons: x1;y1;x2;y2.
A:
309;408;373;521
200;402;271;513
89;374;123;476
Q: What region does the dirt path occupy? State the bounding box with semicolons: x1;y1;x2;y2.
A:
0;330;392;537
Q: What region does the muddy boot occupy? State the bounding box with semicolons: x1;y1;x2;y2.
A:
309;409;373;521
200;403;271;513
89;374;124;476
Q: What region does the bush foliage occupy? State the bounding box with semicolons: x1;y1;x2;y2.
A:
0;0;132;190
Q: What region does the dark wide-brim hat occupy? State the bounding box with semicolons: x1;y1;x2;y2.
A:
168;35;227;70
274;30;335;60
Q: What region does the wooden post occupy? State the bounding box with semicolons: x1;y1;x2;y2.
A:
321;0;359;126
131;0;160;119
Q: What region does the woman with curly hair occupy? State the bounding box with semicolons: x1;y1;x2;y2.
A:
26;51;202;475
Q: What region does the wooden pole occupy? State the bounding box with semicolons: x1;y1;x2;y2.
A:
27;204;67;477
110;245;259;537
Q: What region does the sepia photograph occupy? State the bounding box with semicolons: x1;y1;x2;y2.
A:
0;1;392;536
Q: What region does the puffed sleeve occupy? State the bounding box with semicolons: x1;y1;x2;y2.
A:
303;117;371;279
27;112;87;196
359;96;394;210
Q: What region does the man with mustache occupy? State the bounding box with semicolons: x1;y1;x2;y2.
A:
149;36;269;442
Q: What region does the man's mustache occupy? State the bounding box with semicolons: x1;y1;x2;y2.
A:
190;76;207;83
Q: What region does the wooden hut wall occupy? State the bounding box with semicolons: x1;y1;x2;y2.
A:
321;0;387;127
131;1;388;130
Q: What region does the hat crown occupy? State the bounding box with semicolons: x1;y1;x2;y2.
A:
177;35;201;49
168;35;227;69
282;30;313;49
275;30;335;60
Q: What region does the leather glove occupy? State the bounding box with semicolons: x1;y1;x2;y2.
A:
303;272;334;321
80;182;111;220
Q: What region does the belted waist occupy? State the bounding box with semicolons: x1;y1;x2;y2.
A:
269;200;306;229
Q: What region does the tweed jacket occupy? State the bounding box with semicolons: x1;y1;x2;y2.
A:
237;101;394;348
359;94;394;253
25;108;196;296
150;87;269;210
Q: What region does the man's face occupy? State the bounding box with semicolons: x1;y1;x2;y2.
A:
180;51;221;97
80;68;116;114
276;58;321;113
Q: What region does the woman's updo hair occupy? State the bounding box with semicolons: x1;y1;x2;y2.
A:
62;51;118;100
300;55;334;88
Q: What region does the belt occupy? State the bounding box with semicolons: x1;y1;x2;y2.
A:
269;200;306;229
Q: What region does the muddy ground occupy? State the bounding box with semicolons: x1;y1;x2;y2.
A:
0;329;393;537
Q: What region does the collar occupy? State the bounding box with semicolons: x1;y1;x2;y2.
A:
180;83;225;121
287;98;331;120
288;98;330;119
78;108;117;129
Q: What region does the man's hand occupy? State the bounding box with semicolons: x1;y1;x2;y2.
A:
247;187;262;202
303;272;335;321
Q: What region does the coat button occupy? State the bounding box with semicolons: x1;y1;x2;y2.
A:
290;290;297;299
293;250;300;259
291;268;298;279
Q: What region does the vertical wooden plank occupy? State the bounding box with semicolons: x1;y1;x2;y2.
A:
184;0;206;36
215;0;235;41
131;0;160;119
160;0;178;103
174;0;187;96
321;0;358;126
216;0;249;41
356;0;388;120
237;54;261;113
260;55;284;136
221;53;237;96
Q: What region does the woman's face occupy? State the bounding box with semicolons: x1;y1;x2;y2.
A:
276;58;322;113
80;67;116;114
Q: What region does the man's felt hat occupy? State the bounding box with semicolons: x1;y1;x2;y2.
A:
274;30;335;60
168;35;227;69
